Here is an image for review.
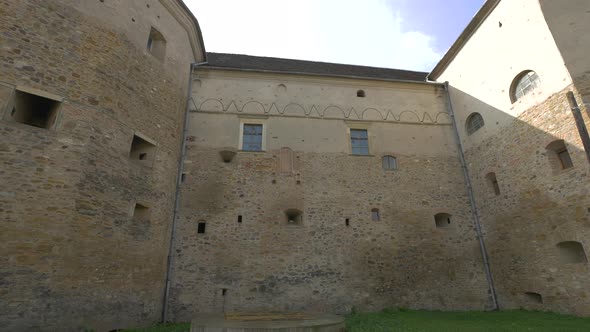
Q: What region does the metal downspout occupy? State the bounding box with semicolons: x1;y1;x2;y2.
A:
443;81;499;310
162;61;208;323
566;91;590;165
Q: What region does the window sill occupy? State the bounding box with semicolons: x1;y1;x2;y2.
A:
239;150;266;153
556;166;575;175
349;154;375;157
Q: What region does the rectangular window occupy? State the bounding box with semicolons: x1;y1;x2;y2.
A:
242;124;263;151
351;129;369;155
557;149;573;169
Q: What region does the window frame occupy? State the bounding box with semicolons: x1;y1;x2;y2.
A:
350;128;370;155
382;155;397;171
510;70;541;103
239;118;267;152
465;112;485;136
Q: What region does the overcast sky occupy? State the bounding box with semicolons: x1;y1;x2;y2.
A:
184;0;485;72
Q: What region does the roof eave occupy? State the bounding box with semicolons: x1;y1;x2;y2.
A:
160;0;207;62
428;0;501;81
197;65;440;86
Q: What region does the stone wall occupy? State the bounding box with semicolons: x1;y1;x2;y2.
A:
167;69;491;321
0;0;199;330
437;0;590;316
460;86;590;315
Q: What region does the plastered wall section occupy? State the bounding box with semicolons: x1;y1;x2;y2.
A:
539;0;590;103
438;0;590;315
167;69;492;321
0;0;197;331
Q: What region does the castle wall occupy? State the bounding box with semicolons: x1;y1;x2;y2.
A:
539;0;590;104
0;0;201;330
438;0;590;315
168;69;491;321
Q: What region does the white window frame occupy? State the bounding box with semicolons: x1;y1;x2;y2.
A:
238;117;267;151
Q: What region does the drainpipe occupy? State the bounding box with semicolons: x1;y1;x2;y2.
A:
443;82;499;310
566;91;590;165
162;61;208;323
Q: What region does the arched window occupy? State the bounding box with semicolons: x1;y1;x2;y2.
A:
382;155;397;170
511;70;541;103
546;140;573;172
357;90;366;97
466;112;484;135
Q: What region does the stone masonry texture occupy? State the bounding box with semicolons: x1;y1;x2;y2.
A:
1;0;590;331
167;71;491;321
0;0;193;331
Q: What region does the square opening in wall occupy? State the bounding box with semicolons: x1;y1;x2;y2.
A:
130;134;156;162
434;213;452;228
284;209;302;225
132;203;150;222
524;292;543;304
10;90;60;129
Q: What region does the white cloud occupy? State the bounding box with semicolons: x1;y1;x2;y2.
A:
184;0;441;71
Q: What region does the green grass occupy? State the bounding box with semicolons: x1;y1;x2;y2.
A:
346;309;590;332
121;310;590;332
121;322;190;332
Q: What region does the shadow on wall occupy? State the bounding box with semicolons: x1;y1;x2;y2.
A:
448;84;590;316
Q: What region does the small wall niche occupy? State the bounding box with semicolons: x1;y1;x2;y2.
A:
371;208;380;221
524;292;543;304
557;241;587;264
345;218;350;227
9;90;61;129
284;209;302;225
132;203;150;222
434;213;452;228
219;148;237;163
357;90;366;98
485;172;501;196
130;134;156;162
197;222;206;234
237;215;243;223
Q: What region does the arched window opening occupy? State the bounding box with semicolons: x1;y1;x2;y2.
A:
382;155;397;170
485;172;501;196
371;208;380;221
524;292;543;304
557;241;587;264
511;70;541;103
434;213;452;228
147;27;167;61
546;140;573;172
357;90;366;97
466;112;484;135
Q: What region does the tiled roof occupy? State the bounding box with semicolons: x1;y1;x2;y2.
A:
204;53;428;82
